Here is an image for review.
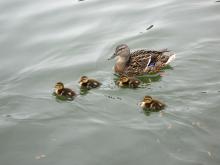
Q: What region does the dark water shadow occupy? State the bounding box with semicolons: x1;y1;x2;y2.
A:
52;93;74;102
113;73;162;85
141;108;164;116
79;87;90;95
115;64;174;84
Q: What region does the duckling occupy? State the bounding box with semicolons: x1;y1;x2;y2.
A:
116;75;141;88
140;96;165;111
54;82;76;99
79;76;101;89
129;77;141;88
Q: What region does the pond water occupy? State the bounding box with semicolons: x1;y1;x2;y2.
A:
0;0;220;165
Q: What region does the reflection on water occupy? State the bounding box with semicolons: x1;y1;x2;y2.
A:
79;88;90;95
113;72;162;84
0;0;220;165
138;73;162;84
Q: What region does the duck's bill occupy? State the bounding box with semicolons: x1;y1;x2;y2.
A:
108;53;117;60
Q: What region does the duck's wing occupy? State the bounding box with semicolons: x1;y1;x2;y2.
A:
62;88;76;97
153;99;166;109
123;50;156;76
125;49;176;76
88;79;101;88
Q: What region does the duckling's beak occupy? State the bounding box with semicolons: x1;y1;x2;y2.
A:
108;53;117;60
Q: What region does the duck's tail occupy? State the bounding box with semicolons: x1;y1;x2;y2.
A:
163;51;176;65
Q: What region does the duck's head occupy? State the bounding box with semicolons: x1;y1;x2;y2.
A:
143;96;153;103
108;44;130;60
55;82;64;92
140;96;153;108
79;76;89;86
120;75;129;82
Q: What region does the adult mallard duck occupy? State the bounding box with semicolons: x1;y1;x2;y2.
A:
109;44;176;76
140;95;166;111
116;75;141;88
54;82;76;99
79;76;101;89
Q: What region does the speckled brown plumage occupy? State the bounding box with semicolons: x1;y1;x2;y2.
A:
54;82;76;100
140;95;166;111
124;49;170;76
116;75;141;88
79;76;101;89
110;44;175;76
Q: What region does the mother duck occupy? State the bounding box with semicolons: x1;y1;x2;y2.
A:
109;44;176;76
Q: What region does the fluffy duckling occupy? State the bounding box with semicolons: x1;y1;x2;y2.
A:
116;75;141;88
79;76;101;89
54;82;76;99
140;96;165;111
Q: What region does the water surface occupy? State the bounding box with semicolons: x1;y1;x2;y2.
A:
0;0;220;165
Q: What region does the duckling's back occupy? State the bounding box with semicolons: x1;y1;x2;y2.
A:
61;88;76;97
88;79;101;88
